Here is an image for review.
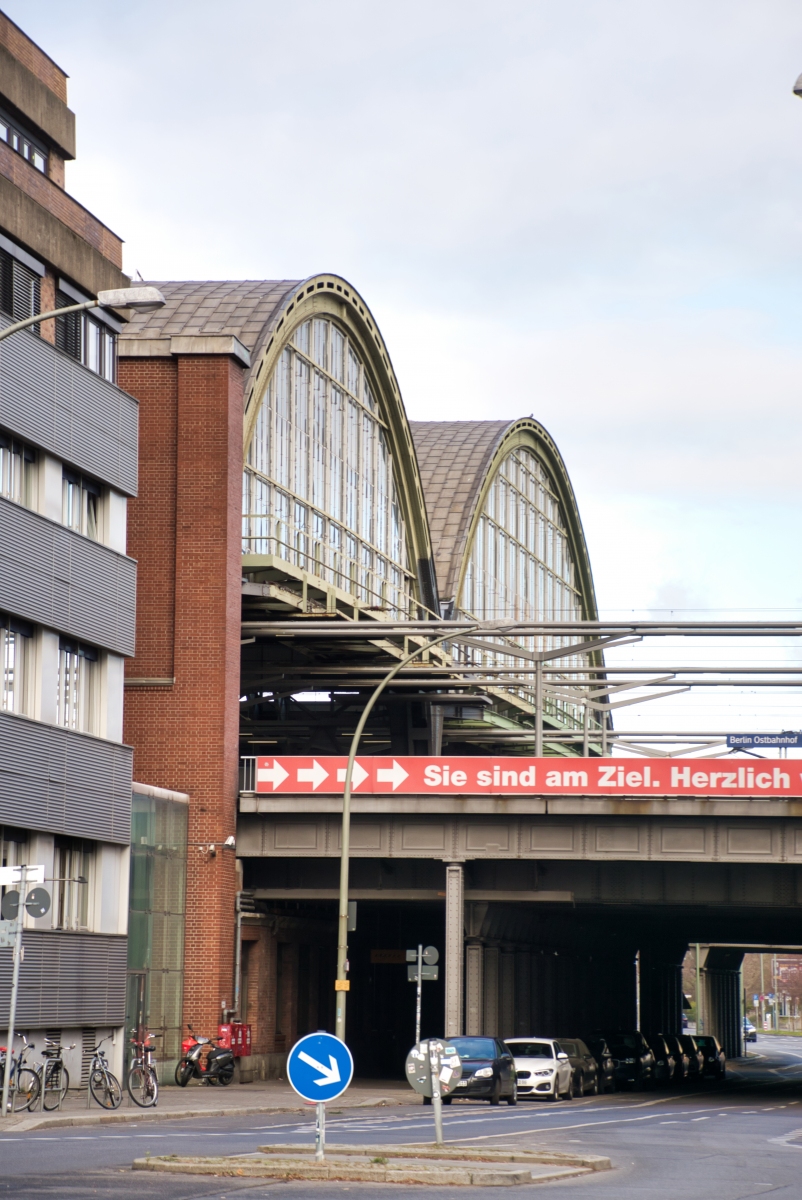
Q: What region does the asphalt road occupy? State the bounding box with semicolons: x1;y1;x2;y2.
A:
3;1035;802;1198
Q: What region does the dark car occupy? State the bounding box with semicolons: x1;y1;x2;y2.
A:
556;1039;599;1097
581;1036;617;1094
444;1037;517;1106
643;1033;675;1087
695;1035;726;1080
743;1019;757;1043
663;1034;690;1084
601;1031;655;1090
678;1034;705;1082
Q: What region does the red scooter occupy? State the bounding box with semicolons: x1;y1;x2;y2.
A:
174;1025;235;1087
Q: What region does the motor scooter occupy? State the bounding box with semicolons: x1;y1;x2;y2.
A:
174;1025;235;1086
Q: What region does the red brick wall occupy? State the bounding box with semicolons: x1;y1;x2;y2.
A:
0;13;68;102
120;351;243;1037
0;141;123;265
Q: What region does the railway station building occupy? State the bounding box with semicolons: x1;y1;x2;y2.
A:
120;277;795;1079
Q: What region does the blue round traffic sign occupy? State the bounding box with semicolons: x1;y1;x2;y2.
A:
286;1032;354;1103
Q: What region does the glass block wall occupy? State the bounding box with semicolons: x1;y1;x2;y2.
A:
126;788;188;1076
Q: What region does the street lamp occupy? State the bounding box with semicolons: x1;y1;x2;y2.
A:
0;286;165;344
334;627;478;1042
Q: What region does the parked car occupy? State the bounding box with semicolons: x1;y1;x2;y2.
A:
580;1036;617;1094
678;1034;705;1082
643;1033;675;1086
663;1034;690;1084
695;1035;726;1080
504;1038;572;1101
444;1037;517;1105
743;1019;757;1043
601;1032;655;1090
556;1038;600;1097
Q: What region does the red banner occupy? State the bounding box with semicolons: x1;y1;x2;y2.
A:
253;756;802;798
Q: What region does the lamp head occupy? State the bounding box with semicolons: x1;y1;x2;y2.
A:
96;286;165;314
794;72;802;98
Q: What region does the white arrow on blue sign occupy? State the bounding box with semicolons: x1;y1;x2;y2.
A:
286;1032;354;1103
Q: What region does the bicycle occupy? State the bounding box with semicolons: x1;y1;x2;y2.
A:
39;1037;73;1111
127;1030;160;1108
0;1034;40;1112
88;1037;122;1110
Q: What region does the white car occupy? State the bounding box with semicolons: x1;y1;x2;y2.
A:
505;1038;573;1101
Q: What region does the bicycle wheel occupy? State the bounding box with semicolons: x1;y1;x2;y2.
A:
42;1061;69;1111
12;1069;40;1111
127;1064;158;1108
89;1067;122;1110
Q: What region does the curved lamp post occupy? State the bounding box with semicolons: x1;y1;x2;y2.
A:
0;286;165;344
334;626;478;1041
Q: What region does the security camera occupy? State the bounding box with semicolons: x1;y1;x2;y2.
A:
223;835;236;849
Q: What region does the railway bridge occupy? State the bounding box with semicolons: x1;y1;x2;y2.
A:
238;754;802;1073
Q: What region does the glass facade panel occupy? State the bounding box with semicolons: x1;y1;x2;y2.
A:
126;791;188;1074
243;317;414;614
458;446;591;728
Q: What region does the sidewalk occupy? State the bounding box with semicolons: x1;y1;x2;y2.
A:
0;1077;415;1134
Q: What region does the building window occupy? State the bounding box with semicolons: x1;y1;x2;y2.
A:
0;248;40;325
53;838;93;931
62;469;101;540
0;108;48;173
1;617;32;715
55;292;116;382
56;639;98;733
243;317;414;615
0;431;36;508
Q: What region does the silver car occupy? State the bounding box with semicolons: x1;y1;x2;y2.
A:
504;1038;573;1101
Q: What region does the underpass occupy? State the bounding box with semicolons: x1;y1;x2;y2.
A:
239;763;802;1073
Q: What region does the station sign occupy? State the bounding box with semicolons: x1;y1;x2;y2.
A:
727;733;802;748
254;756;802;798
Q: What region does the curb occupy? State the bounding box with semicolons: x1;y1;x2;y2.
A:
0;1094;410;1134
132;1155;593;1186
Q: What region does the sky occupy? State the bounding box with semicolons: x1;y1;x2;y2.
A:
11;0;802;736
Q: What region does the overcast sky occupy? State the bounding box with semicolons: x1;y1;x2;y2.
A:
12;0;802;732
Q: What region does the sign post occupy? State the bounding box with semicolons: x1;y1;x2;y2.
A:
404;1039;462;1145
286;1032;354;1161
1;866;50;1116
406;945;439;1047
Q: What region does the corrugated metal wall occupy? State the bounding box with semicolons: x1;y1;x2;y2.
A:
0;319;138;496
0;932;127;1026
0;711;132;842
0;497;137;655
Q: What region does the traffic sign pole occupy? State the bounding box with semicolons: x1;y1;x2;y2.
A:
415;944;422;1047
428;1039;444;1146
334;631;472;1041
1;865;27;1118
315;1101;325;1161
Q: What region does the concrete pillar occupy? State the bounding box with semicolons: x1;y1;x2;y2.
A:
483;946;499;1035
465;942;484;1035
499;949;515;1037
515;950;531;1035
444;863;464;1037
703;948;744;1059
639;943;687;1035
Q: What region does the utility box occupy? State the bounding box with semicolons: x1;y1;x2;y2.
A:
218;1022;252;1055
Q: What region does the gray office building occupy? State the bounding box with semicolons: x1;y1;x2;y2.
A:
0;13;135;1084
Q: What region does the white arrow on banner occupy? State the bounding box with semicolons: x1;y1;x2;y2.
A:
337;761;368;790
298;1051;341;1086
297;760;329;790
376;760;408;791
257;760;289;790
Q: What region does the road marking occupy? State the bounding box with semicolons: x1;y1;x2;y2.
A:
691;1117;710;1121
